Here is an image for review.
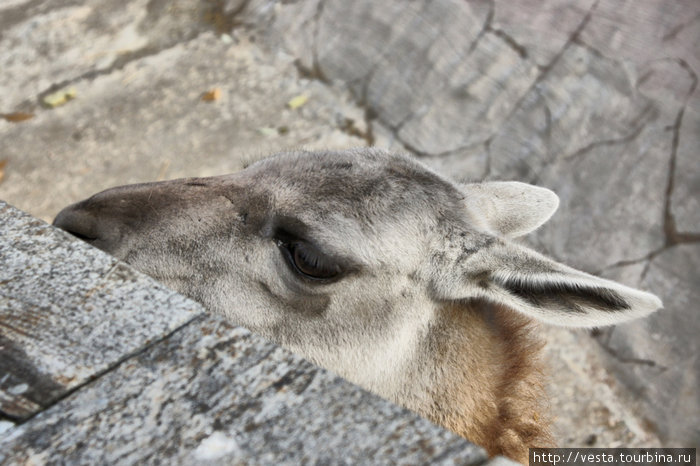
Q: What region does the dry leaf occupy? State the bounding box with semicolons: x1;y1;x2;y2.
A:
202;88;221;102
0;159;7;184
43;87;77;108
287;94;309;110
2;112;34;122
257;127;277;137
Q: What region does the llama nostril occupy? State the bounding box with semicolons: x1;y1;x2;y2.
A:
67;230;96;242
53;207;99;242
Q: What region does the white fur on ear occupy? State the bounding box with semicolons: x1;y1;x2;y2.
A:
461;182;559;238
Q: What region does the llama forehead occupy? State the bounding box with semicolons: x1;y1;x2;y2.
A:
234;150;467;265
246;149;461;211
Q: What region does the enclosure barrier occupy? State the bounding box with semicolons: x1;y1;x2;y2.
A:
0;201;514;465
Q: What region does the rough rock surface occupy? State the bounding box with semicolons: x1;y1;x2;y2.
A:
0;202;201;420
0;0;366;222
1;0;697;449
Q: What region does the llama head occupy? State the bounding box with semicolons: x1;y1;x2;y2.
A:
53;149;661;388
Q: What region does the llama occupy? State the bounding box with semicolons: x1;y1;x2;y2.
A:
53;149;662;463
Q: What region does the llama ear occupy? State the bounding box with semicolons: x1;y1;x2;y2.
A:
432;238;662;327
460;182;559;238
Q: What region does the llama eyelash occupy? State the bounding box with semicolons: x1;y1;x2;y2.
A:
276;238;342;281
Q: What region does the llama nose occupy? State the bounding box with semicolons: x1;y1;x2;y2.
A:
53;200;125;255
53;204;101;242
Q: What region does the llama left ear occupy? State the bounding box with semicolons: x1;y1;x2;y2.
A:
460;182;559;238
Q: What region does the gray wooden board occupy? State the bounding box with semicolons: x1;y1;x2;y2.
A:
0;201;204;420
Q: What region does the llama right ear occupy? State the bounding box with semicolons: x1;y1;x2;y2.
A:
431;237;662;328
460;182;559;238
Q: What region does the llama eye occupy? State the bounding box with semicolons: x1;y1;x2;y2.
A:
278;240;341;280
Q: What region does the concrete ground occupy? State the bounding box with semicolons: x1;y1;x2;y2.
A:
1;0;697;449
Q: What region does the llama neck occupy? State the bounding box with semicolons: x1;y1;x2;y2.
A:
397;302;552;464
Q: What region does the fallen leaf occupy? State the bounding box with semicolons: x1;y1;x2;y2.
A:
42;87;77;108
257;127;277;137
202;88;221;102
287;94;309;110
0;159;7;184
2;112;34;123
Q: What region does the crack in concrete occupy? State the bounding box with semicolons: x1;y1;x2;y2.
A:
417;139;493;181
287;0;328;83
429;139;491;160
558;46;698;246
496;0;600;131
474;2;601;180
308;0;329;83
295;0;378;148
561;113;650;162
662;11;700;42
594;249;659;277
30;40;197;111
387;1;496;154
393;135;431;158
600;239;697;283
640;257;656;282
466;0;494;55
571;36;609;61
591;328;667;370
369;0;461;140
591;57;698;276
303;0;497;158
299;0;401;148
593;58;697;361
661;58;699;247
23;0;251;113
337;115;374;146
486;25;528;59
526;102;654;184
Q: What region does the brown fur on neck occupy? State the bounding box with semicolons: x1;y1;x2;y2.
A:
421;301;553;463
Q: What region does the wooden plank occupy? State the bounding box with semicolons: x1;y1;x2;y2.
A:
0;314;488;465
0;202;204;420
